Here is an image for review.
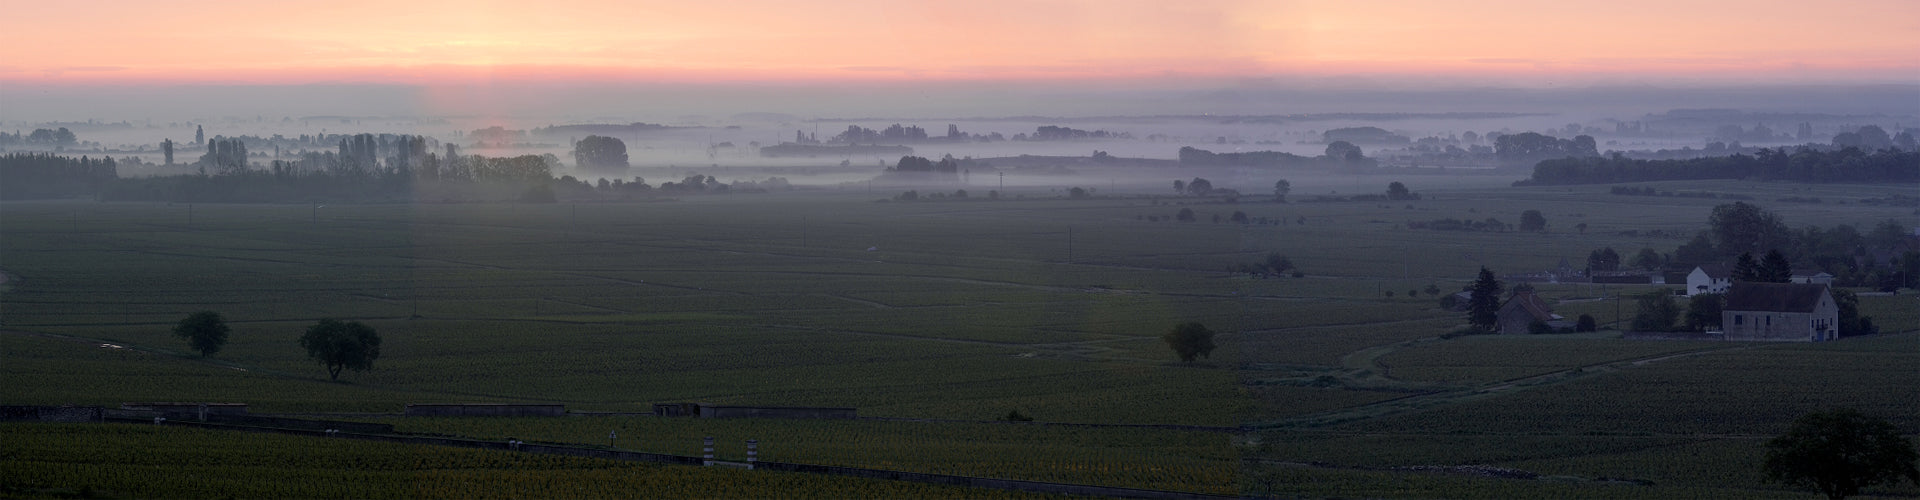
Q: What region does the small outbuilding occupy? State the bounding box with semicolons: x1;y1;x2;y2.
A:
1721;282;1838;342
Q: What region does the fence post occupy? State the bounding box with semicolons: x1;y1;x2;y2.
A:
747;439;757;469
703;436;714;466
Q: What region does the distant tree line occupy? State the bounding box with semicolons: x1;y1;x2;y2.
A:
0;127;79;147
1494;132;1599;165
1520;146;1918;185
0;153;117;199
1022;125;1128;141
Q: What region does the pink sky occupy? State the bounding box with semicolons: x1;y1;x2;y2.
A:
4;0;1916;86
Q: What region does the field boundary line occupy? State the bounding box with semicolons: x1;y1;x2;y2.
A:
68;418;1245;500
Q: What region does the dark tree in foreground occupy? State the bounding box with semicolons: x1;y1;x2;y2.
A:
172;311;230;357
300;319;382;381
1467;267;1503;331
1161;322;1216;363
1764;408;1919;500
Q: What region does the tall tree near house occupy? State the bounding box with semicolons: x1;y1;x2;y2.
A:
1467;267;1503;331
1760;249;1794;283
1710;202;1789;257
1733;252;1761;282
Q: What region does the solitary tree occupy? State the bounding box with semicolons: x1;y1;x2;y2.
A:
1273;179;1291;202
1186;177;1213;196
161;138;175;165
1161;322;1216;363
1325;140;1361;163
1264;252;1294;275
1173;179;1185;194
172;311;230;357
573;135;630;170
1467;267;1503;331
1386;181;1416;200
1764;408;1919;500
1518;210;1547;232
300;319;382;381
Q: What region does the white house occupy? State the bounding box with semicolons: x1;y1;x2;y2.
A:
1721;282;1839;342
1685;264;1732;296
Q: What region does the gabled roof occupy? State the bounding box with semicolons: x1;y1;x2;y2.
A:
1499;291;1555;322
1692;264;1731;280
1723;282;1832;313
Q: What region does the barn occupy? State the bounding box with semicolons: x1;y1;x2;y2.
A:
1721;282;1838;342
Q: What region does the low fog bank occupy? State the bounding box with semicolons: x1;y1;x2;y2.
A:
7;81;1916;204
5;82;1914;125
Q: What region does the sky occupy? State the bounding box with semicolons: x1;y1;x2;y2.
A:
2;0;1916;120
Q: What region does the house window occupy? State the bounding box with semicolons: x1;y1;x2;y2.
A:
1765;316;1771;326
1734;315;1743;325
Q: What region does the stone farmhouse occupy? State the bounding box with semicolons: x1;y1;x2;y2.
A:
1721;282;1838;342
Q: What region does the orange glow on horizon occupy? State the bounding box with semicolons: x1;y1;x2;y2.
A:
3;0;1916;87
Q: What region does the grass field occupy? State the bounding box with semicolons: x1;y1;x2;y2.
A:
4;176;1916;497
